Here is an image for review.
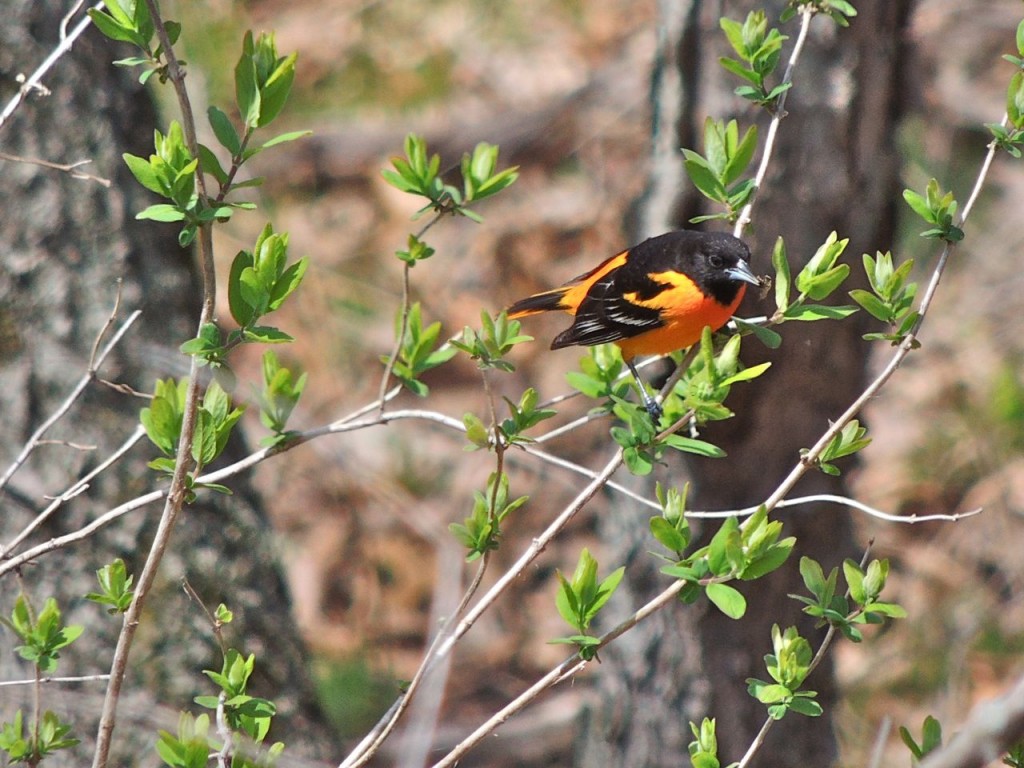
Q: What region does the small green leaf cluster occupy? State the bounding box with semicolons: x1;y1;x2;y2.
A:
989;20;1024;156
256;351;307;446
770;232;858;325
665;330;772;425
193;650;282;755
192;383;245;477
606;332;770;475
782;0;857;27
227;225;309;342
659;507;796;620
550;549;625;660
87;0;180;84
648;484;691;558
0;596;83;763
385;303;457;396
452;311;532;373
850;251;919;344
746;624;822;719
235;31;296;131
903;179;964;242
565;345;631;406
0;710;79;766
719;12;791;109
395;234;435;266
85;559;135;614
202;35;308;196
449;473;528;561
802;418;870;476
498;388;557;446
155;713;213;768
791;556;906;643
381;135;519;221
610;396;725;476
140;379;244;495
106;19;306;245
687;718;730;768
899;715;943;765
3;596;83;674
683;119;758;224
124;119;262;247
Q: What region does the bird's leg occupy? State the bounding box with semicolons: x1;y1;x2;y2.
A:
626;360;662;423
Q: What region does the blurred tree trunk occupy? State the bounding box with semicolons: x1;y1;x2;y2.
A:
578;1;912;766
0;2;333;763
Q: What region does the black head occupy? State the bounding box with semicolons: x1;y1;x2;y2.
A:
642;230;758;306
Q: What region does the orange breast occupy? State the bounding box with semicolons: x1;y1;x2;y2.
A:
616;282;746;360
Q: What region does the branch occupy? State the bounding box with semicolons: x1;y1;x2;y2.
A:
0;674;111;688
732;4;814;238
0;425;146;559
0;150;111;186
0;1;105;131
0;308;141;497
92;1;219;762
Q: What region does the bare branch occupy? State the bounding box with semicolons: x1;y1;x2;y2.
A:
0;674;111;688
0;150;111;186
0;309;141;497
0;1;105;130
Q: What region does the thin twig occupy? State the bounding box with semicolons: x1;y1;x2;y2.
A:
0;674;111;688
0;150;111;186
0;426;146;560
686;493;981;524
92;2;217;762
0;1;105;131
733;5;814;239
215;691;233;768
737;545;873;768
0;309;141;497
378;263;412;414
435;448;625;659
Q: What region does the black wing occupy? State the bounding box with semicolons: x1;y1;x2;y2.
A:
550;268;665;349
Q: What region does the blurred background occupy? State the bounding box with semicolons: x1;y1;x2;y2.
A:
192;0;1024;764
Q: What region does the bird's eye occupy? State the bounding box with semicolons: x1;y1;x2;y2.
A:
708;254;725;269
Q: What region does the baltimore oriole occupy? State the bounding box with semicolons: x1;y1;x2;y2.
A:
507;229;759;420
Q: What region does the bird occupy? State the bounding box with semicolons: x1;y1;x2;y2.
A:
507;229;759;421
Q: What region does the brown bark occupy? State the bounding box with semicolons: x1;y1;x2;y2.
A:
578;1;913;766
0;2;333;763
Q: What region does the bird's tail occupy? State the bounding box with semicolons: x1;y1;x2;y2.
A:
506;287;572;319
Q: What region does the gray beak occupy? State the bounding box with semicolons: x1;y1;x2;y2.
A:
727;258;760;286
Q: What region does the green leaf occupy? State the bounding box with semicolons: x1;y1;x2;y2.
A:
650;516;687;553
782;304;859;321
801;264;850;301
732;317;782;349
136;204;186;222
123;152;166;196
706;582;746;619
235;32;260;128
208;106;241;155
661;434;726;458
848;289;891;322
788;696;823;717
88;8;144;45
706;516;740;576
261;129;313;150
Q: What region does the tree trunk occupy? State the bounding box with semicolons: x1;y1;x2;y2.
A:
0;2;332;763
578;1;912;765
